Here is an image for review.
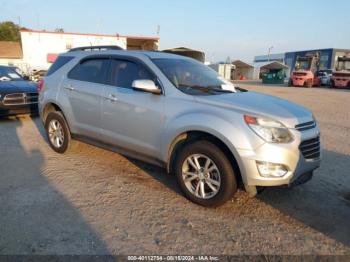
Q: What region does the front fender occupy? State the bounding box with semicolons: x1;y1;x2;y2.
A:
161;111;265;178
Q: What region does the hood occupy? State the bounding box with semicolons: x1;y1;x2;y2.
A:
194;91;313;128
0;80;38;94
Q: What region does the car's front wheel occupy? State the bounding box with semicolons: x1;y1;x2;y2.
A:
174;140;237;207
45;111;71;154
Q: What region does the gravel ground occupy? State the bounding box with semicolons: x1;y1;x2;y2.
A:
0;82;349;255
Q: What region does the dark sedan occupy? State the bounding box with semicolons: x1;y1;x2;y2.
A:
0;65;39;117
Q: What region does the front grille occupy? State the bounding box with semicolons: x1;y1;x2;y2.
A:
3;93;38;106
295;121;316;131
299;136;320;160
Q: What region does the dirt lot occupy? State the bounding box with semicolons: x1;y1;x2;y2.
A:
0;82;349;255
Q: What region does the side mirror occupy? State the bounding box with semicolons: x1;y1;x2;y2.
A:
23;75;30;81
132;79;161;95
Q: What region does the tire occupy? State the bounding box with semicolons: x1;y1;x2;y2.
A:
330;80;335;88
287;79;293;87
305;80;313;88
174;140;237;207
45;111;72;154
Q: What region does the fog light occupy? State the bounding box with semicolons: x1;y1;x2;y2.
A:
256;161;288;178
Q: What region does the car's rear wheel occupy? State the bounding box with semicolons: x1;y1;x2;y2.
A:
330;80;335;88
174;140;237;207
45;111;71;154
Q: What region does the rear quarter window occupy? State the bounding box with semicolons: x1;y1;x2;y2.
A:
46;56;74;76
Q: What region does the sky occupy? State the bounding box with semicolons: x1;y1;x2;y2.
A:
1;0;349;62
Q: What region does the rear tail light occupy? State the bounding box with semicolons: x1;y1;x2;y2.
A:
38;79;44;92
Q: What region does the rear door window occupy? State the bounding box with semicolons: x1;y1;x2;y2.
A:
68;58;109;84
110;59;155;89
46;56;74;76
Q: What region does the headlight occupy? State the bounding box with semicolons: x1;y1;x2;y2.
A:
244;115;294;143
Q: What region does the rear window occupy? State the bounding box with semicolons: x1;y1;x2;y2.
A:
46;56;74;76
68;58;109;84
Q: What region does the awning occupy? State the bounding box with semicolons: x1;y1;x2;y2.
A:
232;60;254;68
254;61;289;70
162;47;205;62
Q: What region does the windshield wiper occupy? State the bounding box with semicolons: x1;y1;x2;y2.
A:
235;87;248;92
187;85;234;93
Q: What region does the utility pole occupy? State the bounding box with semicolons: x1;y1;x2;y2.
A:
268;46;273;62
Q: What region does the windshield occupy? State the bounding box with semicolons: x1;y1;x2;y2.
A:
295;58;311;71
0;66;23;81
152;58;235;95
338;61;350;71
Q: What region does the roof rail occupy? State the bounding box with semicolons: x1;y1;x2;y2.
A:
68;45;123;52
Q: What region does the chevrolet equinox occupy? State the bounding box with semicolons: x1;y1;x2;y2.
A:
39;46;321;207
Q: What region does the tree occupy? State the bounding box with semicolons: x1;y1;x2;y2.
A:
0;21;21;41
55;28;64;33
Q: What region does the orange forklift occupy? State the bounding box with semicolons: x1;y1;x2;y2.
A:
330;55;350;88
288;52;321;88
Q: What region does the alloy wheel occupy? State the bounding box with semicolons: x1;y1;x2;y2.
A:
48;119;64;148
182;154;221;199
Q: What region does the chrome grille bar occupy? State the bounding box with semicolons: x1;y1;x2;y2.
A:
3;93;38;106
299;136;320;160
295;121;316;131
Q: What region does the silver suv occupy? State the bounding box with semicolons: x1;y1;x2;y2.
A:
39;46;321;207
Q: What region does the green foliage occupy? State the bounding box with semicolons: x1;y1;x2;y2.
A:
55;28;64;33
0;21;21;41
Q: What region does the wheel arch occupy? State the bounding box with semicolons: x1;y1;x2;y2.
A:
41;101;74;133
42;102;63;122
167;130;243;185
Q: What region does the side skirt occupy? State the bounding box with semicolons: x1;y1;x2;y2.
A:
72;134;167;169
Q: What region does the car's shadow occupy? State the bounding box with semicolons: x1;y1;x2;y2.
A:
125;157;183;195
129;148;350;248
31;115;350;248
0;115;110;255
258;149;350;247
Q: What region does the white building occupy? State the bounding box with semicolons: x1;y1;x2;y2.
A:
0;29;159;73
209;63;233;80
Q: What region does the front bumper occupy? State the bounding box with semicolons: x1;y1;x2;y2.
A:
291;78;306;86
333;79;350;88
0;104;38;116
237;126;321;187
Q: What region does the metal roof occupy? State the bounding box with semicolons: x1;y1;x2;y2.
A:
0;41;23;59
20;29;159;41
232;60;254;68
254;61;289;70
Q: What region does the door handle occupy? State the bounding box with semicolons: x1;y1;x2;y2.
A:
64;84;75;91
106;94;118;102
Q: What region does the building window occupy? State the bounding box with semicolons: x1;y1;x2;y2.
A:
66;43;72;50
